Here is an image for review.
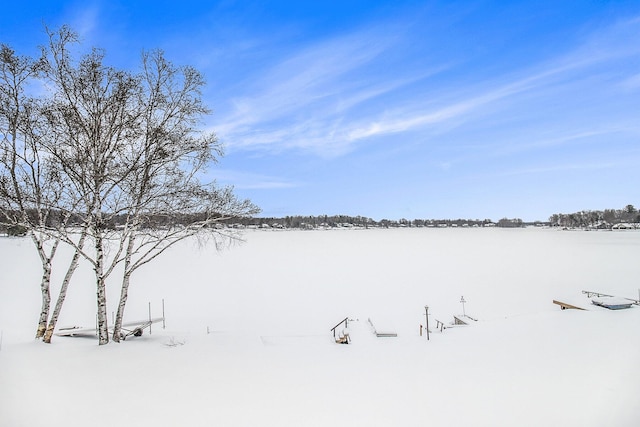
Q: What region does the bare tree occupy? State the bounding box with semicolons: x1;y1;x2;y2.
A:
0;43;63;339
1;40;102;343
2;27;259;345
38;26;144;345
37;27;258;345
109;50;259;341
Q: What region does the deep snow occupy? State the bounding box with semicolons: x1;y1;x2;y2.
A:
1;227;639;426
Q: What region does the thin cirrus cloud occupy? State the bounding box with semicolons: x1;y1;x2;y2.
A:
620;73;640;89
212;14;640;159
347;26;640;145
211;169;301;190
216;31;391;123
211;26;440;156
497;161;617;178
492;126;638;157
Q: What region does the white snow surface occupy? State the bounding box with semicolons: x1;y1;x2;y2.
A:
1;227;639;426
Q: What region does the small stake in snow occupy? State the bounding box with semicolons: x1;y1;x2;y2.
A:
460;296;467;317
424;305;430;341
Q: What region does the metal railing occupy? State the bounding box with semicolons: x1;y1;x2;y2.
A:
330;317;349;342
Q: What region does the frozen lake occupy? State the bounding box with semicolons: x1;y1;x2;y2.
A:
1;227;639;426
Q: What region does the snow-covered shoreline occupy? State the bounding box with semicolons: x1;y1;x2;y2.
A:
1;228;639;426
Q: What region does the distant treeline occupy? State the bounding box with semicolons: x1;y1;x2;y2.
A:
0;209;243;236
549;204;639;229
220;215;529;229
7;205;638;235
2;210;533;235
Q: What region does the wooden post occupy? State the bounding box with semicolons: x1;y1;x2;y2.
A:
424;306;430;341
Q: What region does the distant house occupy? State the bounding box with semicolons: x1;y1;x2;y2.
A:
612;223;636;230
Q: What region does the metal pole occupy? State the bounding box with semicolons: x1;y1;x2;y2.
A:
460;296;466;317
148;302;152;335
162;299;166;329
424;306;430;341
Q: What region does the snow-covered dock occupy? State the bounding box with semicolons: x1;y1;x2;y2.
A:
367;317;397;337
591;296;634;310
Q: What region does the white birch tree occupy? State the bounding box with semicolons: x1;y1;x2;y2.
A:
38;26;143;345
2;26;259;345
0;43;68;339
106;50;259;341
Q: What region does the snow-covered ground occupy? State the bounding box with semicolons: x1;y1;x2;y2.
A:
1;227;639;426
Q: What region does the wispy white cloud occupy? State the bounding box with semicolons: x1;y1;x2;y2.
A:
493;125;640;156
497;161;617;177
620;72;640;89
346;23;640;144
210;23;447;156
211;12;640;158
67;5;100;44
211;169;301;190
214;30;392;132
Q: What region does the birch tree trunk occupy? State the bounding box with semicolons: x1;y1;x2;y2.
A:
43;230;87;343
36;261;51;339
94;231;109;345
112;232;136;343
32;233;58;339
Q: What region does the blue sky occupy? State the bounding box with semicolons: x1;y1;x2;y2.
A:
2;1;639;221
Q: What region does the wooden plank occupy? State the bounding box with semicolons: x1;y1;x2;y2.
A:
553;300;586;310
